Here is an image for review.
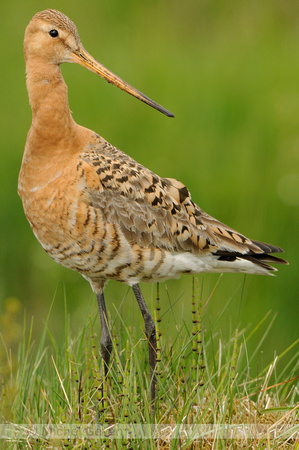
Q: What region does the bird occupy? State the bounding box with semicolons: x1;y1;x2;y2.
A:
19;9;287;410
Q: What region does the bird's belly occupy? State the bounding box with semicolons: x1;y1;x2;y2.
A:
21;179;245;287
20;189;125;276
20;187;206;285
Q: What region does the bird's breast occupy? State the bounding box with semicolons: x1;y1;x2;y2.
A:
18;159;135;280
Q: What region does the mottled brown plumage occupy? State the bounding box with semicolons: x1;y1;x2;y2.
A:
18;10;287;410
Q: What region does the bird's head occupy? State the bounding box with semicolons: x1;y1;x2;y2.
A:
24;9;174;117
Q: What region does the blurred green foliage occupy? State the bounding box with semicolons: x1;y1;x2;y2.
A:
0;1;298;369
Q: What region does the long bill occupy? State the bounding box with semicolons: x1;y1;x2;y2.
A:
70;47;174;118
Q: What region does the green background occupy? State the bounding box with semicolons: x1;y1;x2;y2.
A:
1;0;298;372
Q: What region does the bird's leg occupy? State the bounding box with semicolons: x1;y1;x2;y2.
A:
132;284;157;412
97;292;112;376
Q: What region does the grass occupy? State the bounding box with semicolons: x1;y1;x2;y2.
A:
1;278;298;449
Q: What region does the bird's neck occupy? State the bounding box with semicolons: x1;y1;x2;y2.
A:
25;59;77;143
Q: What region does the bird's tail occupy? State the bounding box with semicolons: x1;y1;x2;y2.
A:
214;240;288;274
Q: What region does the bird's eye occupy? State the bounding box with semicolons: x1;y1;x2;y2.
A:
49;29;59;38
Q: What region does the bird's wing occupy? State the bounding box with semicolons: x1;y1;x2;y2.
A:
79;135;285;263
